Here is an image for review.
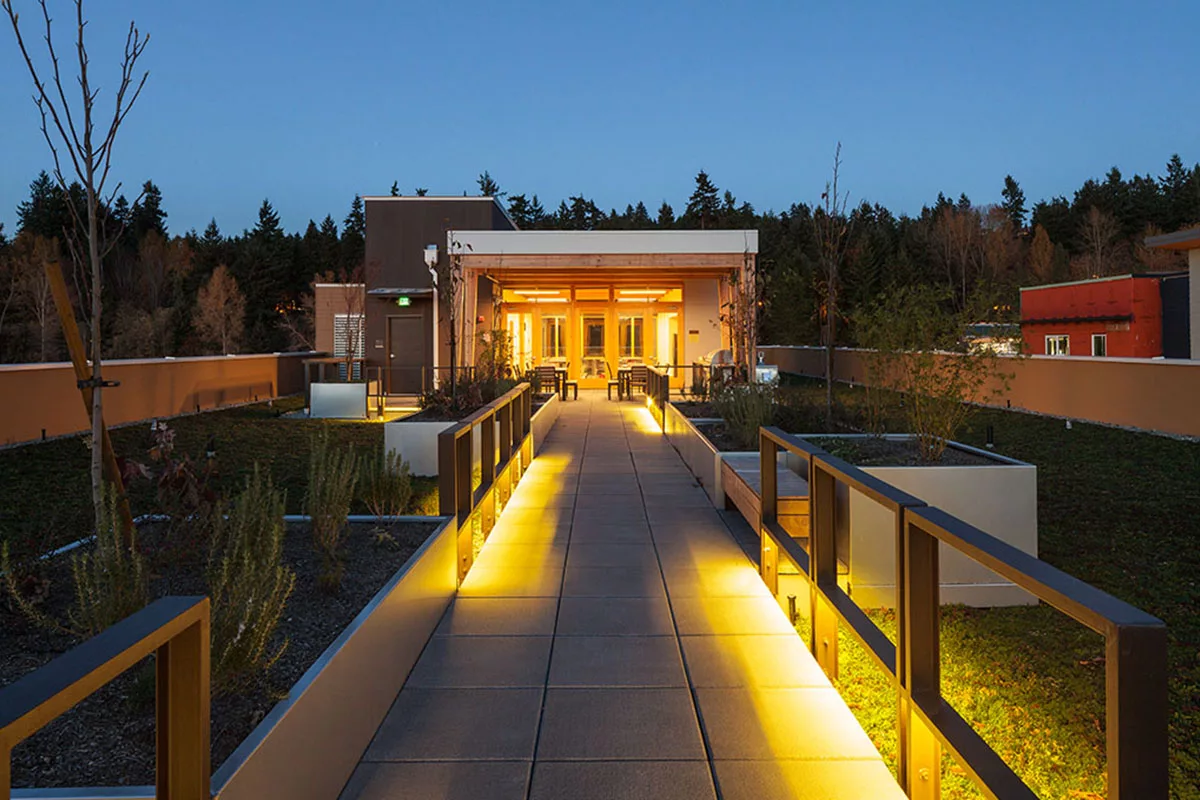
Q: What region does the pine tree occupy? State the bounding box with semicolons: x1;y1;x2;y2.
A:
342;195;366;271
1001;175;1027;231
415;187;428;196
657;201;675;228
129;180;167;240
477;170;503;198
685;170;720;229
16;171;73;241
528;195;547;227
254;199;283;239
507;194;532;228
390;181;400;197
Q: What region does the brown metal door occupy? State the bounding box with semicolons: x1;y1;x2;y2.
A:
388;315;426;394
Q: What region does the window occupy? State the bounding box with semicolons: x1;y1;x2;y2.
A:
1045;334;1069;356
334;313;365;379
1091;334;1107;357
542;316;566;360
619;315;643;360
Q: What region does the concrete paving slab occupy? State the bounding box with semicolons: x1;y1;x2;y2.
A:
340;761;530;800
536;688;706;761
364;688;543;762
680;635;832;688
695;687;882;760
568;523;653;544
406;636;553;688
548;636;686;688
529;761;716;800
565;543;659;568
661;567;772;598
713;760;904;800
562;566;666;598
436;598;558;636
556;596;675;636
673;594;797;636
458;564;564;598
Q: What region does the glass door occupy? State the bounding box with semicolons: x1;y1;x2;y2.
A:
506;312;532;375
580;314;609;384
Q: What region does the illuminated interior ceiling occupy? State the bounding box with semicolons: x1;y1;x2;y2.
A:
501;287;683;304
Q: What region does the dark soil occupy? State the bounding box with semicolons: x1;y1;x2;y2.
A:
672;401;721;419
1;519;437;789
814;436;998;467
694;421;747;452
403;396;549;423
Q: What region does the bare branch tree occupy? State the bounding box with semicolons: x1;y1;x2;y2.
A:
812;143;853;426
3;0;149;533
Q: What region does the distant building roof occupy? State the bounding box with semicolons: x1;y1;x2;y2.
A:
1144;225;1200;251
1019;272;1186;292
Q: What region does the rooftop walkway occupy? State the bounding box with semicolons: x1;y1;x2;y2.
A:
341;393;904;800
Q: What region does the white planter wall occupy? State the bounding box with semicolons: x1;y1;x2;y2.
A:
531;394;561;454
819;437;1039;609
385;421;455;477
663;403;724;505
310;383;367;419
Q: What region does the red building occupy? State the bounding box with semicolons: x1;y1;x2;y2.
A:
1020;274;1183;358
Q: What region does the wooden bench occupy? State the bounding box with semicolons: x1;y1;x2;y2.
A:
720;453;810;542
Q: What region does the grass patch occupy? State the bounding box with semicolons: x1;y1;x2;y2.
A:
780;375;1200;798
0;396;439;559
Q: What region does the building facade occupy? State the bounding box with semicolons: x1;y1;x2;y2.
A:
1019;274;1178;358
358;197;757;393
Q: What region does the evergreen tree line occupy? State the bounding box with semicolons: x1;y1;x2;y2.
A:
1;155;1198;364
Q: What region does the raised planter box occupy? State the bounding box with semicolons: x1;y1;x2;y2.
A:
531;392;561;454
385;420;454;477
663;402;724;505
805;434;1039;609
385;396;559;479
309;382;367;419
13;516;459;800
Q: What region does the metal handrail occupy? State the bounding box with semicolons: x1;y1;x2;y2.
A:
757;426;1167;800
0;596;211;800
438;383;534;582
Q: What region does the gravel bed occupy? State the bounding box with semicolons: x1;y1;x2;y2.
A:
1;519;437;789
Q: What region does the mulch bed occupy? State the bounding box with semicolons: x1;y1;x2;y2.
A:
693;420;747;452
1;519;437;789
814;436;998;467
671;400;720;419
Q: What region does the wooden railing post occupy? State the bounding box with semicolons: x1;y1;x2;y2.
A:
156;606;210;800
1108;622;1168;798
759;429;778;596
900;515;941;800
809;460;839;678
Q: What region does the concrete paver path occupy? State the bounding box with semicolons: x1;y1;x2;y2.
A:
341;393;904;800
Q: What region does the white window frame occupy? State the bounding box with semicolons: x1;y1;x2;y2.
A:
1091;333;1107;357
1045;334;1069;356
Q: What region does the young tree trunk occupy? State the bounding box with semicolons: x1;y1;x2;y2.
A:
87;176;104;533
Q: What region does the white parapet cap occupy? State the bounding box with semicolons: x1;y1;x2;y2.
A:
449;229;758;255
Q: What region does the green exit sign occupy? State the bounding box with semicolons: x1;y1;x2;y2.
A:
395;296;412;308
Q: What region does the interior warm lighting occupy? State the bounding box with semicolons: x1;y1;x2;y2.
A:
618;289;668;296
513;290;561;296
528;297;568;304
617;297;657;303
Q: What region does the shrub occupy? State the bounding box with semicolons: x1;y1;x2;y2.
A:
68;484;148;637
207;466;294;693
711;381;778;450
855;286;1015;462
360;448;414;524
305;427;358;591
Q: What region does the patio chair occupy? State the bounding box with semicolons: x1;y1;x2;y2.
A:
606;360;621;400
534;364;560;397
629;364;649;396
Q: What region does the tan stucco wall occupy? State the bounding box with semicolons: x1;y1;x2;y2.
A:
758;345;1200;438
0;353;311;445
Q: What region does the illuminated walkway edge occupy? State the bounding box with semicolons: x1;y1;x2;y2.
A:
340;392;905;800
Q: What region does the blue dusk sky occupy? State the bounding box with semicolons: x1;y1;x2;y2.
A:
1;0;1196;236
